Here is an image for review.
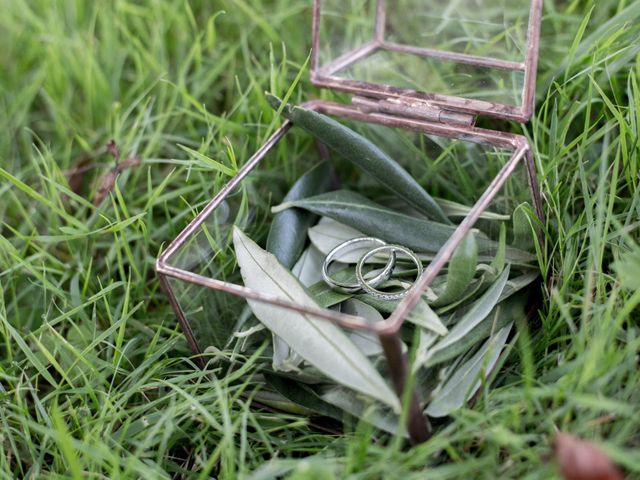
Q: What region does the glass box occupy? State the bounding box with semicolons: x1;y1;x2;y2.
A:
156;0;543;444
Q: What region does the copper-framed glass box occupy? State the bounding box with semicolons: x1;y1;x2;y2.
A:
156;0;544;444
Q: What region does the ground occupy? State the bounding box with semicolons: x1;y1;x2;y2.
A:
0;1;639;478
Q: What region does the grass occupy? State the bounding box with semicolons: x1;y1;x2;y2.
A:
0;0;639;478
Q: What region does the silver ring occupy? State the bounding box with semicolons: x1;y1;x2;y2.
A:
356;245;423;300
322;237;396;294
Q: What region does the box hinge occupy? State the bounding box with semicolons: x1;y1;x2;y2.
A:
351;95;476;127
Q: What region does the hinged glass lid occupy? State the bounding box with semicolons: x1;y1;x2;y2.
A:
311;0;542;123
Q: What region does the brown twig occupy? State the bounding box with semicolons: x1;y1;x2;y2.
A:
93;140;141;206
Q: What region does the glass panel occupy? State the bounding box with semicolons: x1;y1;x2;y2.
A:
387;0;530;62
166;115;531;353
316;0;533;108
334;50;524;106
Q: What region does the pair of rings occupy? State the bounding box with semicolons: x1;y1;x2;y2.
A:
321;237;423;301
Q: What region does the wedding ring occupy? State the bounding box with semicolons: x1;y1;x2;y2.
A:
322;237;396;294
356;245;423;300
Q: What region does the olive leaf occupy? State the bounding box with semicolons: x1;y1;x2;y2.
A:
425;322;512;417
406;298;448;336
341;299;384;357
308;217;366;262
307;266;392;308
233;227;400;410
308;280;352;308
264;373;345;420
499;272;539;302
377;195;510;221
266;161;331;269
425;266;510;366
291;245;325;288
320;386;403;436
274;190;536;264
272;247;325;372
431;232;478;307
272;334;303;372
266;163;330;371
267;94;450;223
274;190;453;253
425;290;526;368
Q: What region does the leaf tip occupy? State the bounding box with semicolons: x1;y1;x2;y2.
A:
265;93;292;118
232;225;246;244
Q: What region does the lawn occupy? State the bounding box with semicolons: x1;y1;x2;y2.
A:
1;0;639;478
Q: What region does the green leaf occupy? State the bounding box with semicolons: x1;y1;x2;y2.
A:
266;161;331;269
272;333;303;372
267;96;450;223
267;163;331;371
406;298;448;336
275;190;535;263
357;295;399;314
307;280;352;308
307;266;390;308
308;217;366;262
489;223;507;277
426;291;526;368
177;144;236;176
512;202;536;251
264;373;345;420
233;227;400;410
320;386;403;436
425;323;513;417
613;247;640;291
436;197;510;220
499;272;539;302
291;245;325;288
431;233;478;307
426;266;510;366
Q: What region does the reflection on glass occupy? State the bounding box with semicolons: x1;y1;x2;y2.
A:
317;0;531;107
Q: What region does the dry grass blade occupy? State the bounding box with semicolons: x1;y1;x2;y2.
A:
93;140;140;206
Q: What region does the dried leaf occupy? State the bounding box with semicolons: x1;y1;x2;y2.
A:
233;227;400;410
93;141;140;206
553;433;623;480
65;154;92;196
